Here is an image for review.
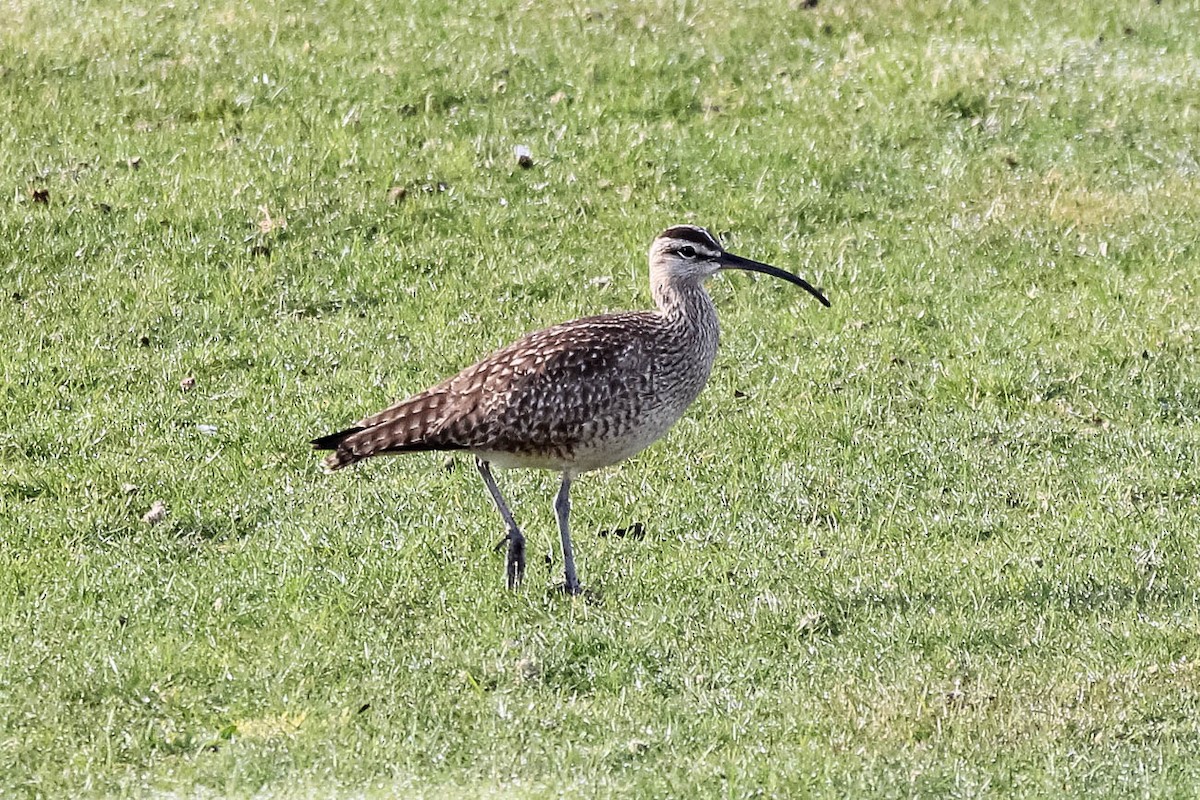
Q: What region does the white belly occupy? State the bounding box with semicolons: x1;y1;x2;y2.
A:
474;399;689;475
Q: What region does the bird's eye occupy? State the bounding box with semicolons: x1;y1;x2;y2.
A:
679;246;697;258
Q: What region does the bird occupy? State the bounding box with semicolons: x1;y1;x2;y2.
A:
312;224;829;594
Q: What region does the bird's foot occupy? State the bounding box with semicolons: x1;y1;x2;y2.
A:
494;530;526;589
549;581;600;603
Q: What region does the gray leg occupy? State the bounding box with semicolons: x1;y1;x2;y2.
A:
555;473;582;594
476;458;525;589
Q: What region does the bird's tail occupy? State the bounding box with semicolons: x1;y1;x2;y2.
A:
310;426;370;471
311;389;460;471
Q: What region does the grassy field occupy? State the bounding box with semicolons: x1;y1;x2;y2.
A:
3;0;1199;796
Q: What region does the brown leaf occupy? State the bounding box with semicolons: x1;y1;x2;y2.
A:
256;205;286;234
142;500;168;526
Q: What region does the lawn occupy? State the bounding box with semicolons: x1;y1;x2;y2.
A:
2;0;1199;796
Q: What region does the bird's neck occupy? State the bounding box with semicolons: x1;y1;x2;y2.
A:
652;277;719;340
650;276;721;405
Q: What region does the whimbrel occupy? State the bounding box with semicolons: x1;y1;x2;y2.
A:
312;225;829;594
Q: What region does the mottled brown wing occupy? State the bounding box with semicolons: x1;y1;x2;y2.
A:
441;313;660;454
312;312;660;470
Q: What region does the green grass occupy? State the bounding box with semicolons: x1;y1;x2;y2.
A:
2;0;1200;796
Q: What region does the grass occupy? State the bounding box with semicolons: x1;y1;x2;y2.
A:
2;0;1199;796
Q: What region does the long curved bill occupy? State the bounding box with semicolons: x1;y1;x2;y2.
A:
719;252;830;308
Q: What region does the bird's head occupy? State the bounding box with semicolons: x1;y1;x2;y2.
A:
649;224;830;307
